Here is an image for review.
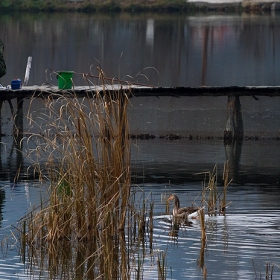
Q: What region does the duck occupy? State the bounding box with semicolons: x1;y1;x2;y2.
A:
168;193;199;219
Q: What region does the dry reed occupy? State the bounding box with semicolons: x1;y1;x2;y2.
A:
157;251;167;280
19;69;132;279
198;208;206;240
221;161;232;215
199;162;231;216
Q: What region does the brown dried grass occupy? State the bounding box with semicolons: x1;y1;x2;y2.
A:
20;69;132;279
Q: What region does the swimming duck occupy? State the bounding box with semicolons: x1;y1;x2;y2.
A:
168;193;199;219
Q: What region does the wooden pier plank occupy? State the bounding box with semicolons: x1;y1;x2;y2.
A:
1;85;280;100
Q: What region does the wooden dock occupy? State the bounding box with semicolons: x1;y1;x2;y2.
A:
1;85;280;100
2;83;280;142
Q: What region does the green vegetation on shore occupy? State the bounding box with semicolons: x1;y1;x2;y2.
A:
0;0;195;13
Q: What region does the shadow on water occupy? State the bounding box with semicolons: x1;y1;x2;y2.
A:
131;138;280;186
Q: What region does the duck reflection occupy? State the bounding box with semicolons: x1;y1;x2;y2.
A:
168;217;195;239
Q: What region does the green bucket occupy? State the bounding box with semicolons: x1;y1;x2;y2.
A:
57;71;73;89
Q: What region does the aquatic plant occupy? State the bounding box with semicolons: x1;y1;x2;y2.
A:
19;69;132;279
198;162;231;216
157;250;167;280
252;259;277;279
221;160;231;214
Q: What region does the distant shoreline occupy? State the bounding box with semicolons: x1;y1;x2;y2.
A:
1;0;279;13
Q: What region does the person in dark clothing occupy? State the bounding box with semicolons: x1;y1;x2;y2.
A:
0;39;6;78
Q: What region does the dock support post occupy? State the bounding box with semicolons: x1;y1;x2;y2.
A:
14;97;23;140
224;95;244;143
10;97;24;181
224;95;244;182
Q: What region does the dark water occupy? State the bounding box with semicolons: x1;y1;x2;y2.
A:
0;11;280;279
1;12;280;87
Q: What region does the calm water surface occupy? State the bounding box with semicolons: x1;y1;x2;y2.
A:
1;12;280;87
0;10;279;279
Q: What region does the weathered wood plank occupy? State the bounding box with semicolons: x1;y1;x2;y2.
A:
1;85;280;100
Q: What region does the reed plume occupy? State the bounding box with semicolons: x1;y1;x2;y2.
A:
21;70;132;279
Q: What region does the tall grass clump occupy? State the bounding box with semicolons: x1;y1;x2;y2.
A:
199;162;231;216
199;165;218;216
20;71;132;279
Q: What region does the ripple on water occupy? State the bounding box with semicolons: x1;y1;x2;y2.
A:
139;184;280;280
0;180;279;279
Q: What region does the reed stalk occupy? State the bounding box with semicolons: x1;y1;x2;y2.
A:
20;69;132;279
198;163;231;216
157;251;167;280
266;262;274;279
220;161;232;215
207;165;218;216
198;208;206;240
149;201;154;233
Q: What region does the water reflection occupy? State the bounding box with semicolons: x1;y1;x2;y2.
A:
197;238;207;279
1;13;280;87
0;97;25;182
0;11;279;278
0;96;278;184
224;139;243;182
0;176;279;279
0;188;5;227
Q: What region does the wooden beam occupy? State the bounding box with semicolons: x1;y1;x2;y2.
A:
1;85;280;100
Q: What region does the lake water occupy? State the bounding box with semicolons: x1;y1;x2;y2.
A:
1;11;280;87
0;179;279;279
0;10;280;279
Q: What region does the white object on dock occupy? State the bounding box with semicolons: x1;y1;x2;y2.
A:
23;56;32;86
